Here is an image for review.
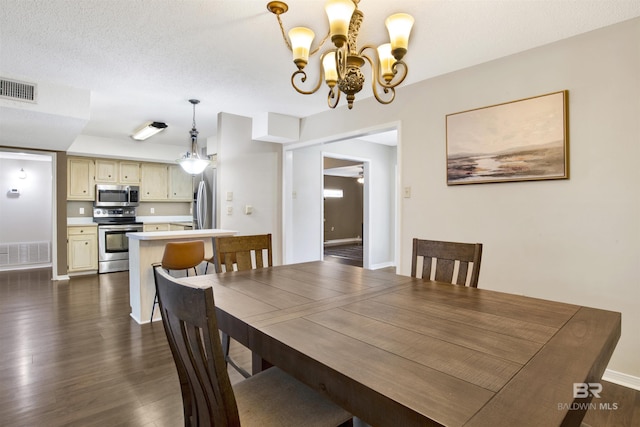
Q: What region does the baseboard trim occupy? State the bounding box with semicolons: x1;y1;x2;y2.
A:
603;369;640;391
324;238;362;247
369;261;395;270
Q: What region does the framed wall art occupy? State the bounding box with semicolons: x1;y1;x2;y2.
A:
446;90;568;185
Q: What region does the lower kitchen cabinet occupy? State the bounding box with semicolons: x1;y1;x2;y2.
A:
143;223;170;232
68;225;98;272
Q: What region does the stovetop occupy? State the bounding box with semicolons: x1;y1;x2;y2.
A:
93;207;140;225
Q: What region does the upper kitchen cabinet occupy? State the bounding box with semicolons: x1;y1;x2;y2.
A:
95;159;118;183
119;161;141;184
140;163;168;201
67;157;95;200
95;159;140;185
168;165;193;200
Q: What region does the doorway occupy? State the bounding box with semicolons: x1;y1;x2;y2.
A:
0;149;56;274
323;157;365;267
283;129;397;270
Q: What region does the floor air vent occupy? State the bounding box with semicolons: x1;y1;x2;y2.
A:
0;78;37;103
0;241;51;267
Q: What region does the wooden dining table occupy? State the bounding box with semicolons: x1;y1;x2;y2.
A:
182;261;620;427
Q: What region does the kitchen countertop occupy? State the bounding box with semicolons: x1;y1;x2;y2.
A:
137;215;192;224
127;228;236;241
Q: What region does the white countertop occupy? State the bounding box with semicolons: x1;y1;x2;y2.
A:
137;215;193;223
67;218;97;226
127;228;236;241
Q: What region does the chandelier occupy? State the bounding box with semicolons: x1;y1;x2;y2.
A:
267;0;414;109
176;99;210;175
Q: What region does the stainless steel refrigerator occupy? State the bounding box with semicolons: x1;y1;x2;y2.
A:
193;167;216;229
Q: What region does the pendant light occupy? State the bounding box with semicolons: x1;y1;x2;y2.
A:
177;99;210;175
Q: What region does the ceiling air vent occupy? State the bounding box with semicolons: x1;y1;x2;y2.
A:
0;78;37;103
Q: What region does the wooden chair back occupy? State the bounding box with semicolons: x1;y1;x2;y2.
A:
161;240;205;271
153;266;240;426
411;238;483;287
213;234;272;273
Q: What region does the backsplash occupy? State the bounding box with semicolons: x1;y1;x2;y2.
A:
67;201;191;218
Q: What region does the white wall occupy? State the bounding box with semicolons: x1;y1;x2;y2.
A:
0;156;52;244
216;112;282;264
291;19;640;381
287;139;397;269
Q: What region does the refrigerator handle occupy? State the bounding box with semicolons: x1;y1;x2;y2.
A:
197;181;207;229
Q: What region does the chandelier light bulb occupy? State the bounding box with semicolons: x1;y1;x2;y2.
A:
386;13;415;60
322;52;338;86
289;27;315;69
325;0;355;48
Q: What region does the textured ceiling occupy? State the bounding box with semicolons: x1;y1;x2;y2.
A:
1;0;639;151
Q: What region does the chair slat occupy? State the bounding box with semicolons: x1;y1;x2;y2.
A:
411;238;483;287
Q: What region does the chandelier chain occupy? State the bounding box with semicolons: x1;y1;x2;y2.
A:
276;12;329;56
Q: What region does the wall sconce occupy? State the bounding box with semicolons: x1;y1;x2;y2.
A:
18;168;27;179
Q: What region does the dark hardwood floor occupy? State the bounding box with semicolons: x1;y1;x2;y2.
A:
0;267;638;426
324;244;363;267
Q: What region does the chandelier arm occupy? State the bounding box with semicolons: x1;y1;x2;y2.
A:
291;69;323;95
327;85;341;109
361;50;396;105
389;60;409;87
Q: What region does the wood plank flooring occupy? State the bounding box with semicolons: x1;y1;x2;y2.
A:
0;267;638;426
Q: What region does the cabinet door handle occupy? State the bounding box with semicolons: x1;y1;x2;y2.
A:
85;242;88;245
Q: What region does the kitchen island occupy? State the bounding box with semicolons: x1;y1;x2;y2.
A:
127;229;236;324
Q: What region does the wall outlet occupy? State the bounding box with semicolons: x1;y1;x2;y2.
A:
227;206;233;215
245;205;253;215
79;207;85;215
403;186;412;198
150;207;155;214
226;191;233;201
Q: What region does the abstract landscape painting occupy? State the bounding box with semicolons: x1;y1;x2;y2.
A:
446;91;568;185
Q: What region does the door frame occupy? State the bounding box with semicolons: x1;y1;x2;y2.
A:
322;153;370;268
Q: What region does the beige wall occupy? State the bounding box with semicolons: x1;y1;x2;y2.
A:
323;175;363;242
294;19;640;381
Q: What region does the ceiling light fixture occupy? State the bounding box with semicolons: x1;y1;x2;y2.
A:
18;168;27;179
131;121;168;141
177;99;210;175
267;0;414;110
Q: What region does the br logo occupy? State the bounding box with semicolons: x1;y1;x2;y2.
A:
573;383;602;399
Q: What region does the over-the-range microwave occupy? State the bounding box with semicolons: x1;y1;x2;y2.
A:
95;184;140;207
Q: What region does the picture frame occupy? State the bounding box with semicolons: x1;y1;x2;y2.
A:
446;90;569;185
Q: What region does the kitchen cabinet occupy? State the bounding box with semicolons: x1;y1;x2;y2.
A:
119;161;141;184
143;223;170;232
67;225;98;272
95;160;140;185
168;165;193;200
95;159;118;183
67;158;95;200
140;163;168;201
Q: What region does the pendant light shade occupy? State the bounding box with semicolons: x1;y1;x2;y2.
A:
177;99;210;175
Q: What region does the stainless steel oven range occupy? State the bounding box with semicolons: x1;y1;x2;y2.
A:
93;207;143;273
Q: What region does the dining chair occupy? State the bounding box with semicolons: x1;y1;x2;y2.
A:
150;240;205;323
205;233;273;378
152;266;352;427
205;233;273;273
411;238;483;287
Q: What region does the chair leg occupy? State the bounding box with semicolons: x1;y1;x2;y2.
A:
222;332;251;379
150;291;158;323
